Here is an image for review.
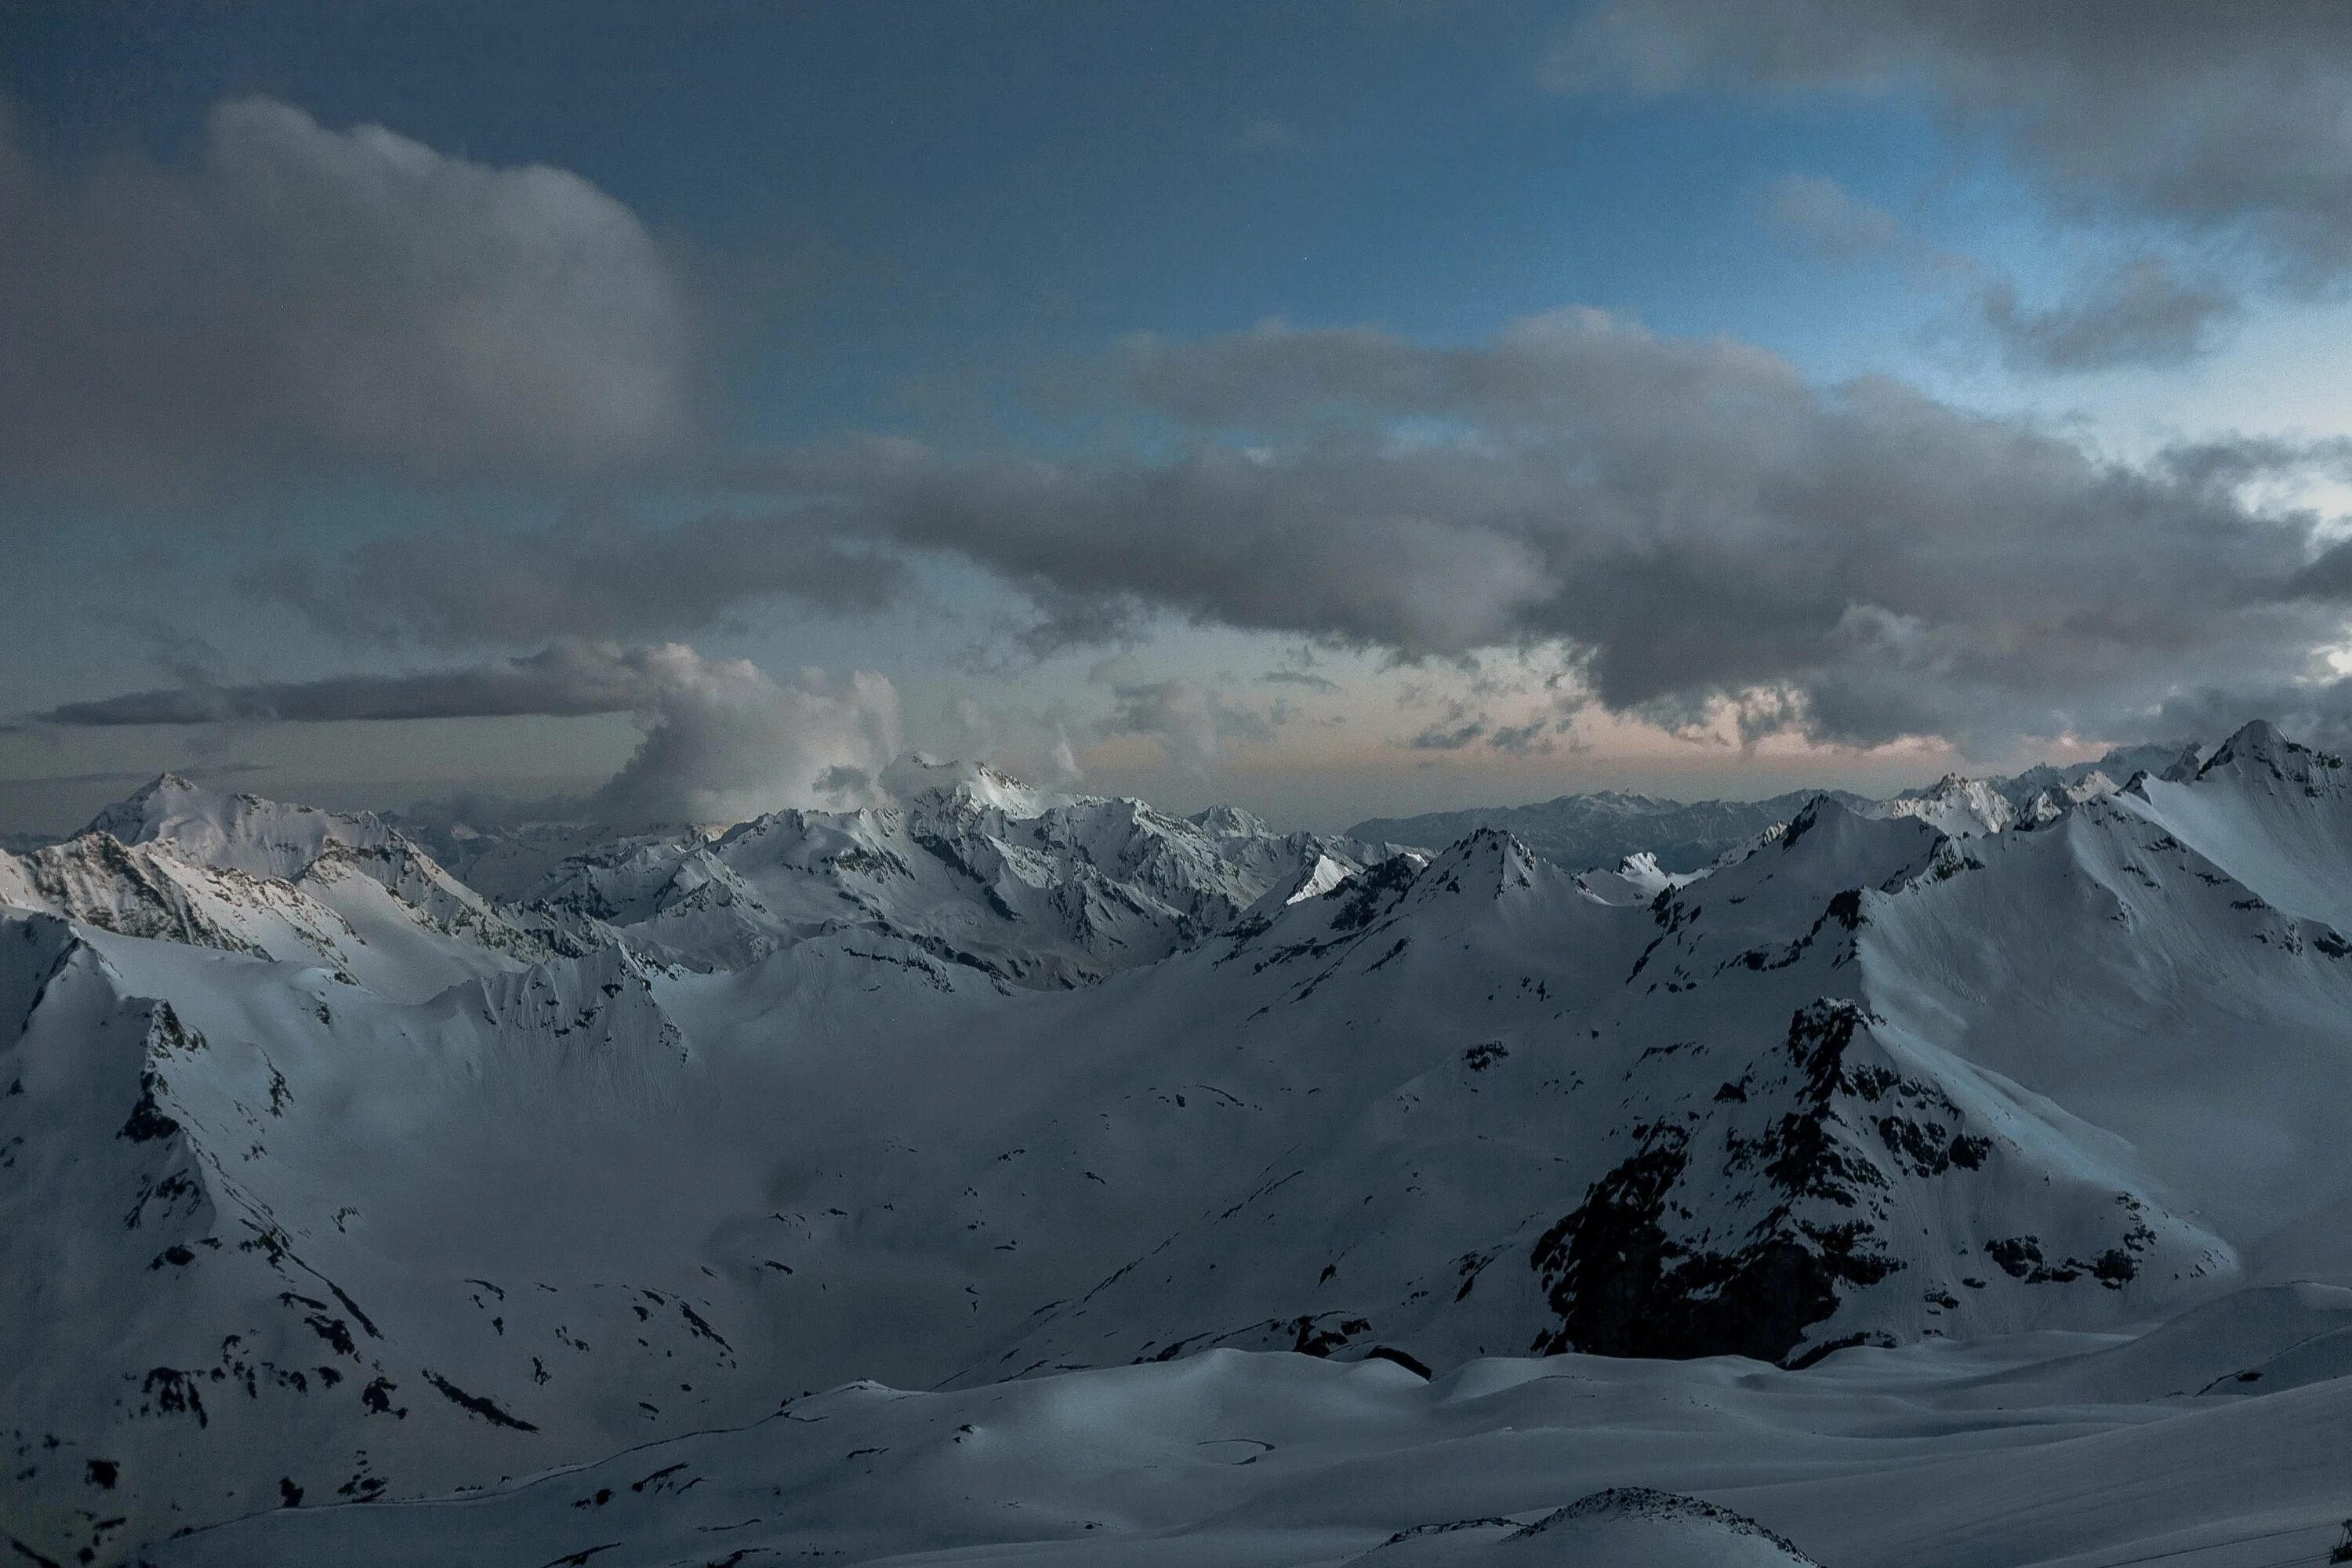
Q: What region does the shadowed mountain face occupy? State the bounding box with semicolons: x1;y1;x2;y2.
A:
5;724;2352;1566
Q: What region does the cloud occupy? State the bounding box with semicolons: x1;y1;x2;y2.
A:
1409;715;1487;751
40;642;687;727
1487;720;1552;755
761;426;1560;656
1094;678;1272;772
38;642;898;826
1044;731;1086;787
240;304;2351;760
0;96;695;499
1764;173;1905;261
584;658;899;826
1975;258;2239;372
263;506;909;646
1259;670;1341;692
1765;172;2238;371
736;308;2350;750
1550;2;2352;285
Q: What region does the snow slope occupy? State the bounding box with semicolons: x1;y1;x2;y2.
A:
149;1321;2352;1567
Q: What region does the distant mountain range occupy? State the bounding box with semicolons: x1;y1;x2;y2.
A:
1355;738;2192;869
1347;740;2188;870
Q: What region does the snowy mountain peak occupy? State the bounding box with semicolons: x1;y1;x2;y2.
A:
1414;826;1541;898
63;776;553;992
115;770;201;806
1189;802;1272;839
2067;768;2119;803
2020;769;2118;826
1870;773;2016;837
1573;850;1690;906
2158;742;2211;782
85;772;401;882
1282;851;1356;906
2195;718;2349;793
1615;849;1675;890
1769;795;1946;890
880;753;1061;820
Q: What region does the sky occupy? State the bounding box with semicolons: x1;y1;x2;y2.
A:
9;0;2352;835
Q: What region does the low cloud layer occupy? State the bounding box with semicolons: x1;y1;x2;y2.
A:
0;97;695;499
41;643;898;825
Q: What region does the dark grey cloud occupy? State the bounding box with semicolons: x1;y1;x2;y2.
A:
764;429;1556;657
42;642;680;727
263;507;909;647
2159;435;2352;492
38;642;898;826
2149;678;2352;753
1975;259;2240;372
1406;689;1568;757
1410;717;1488;752
1487;720;1555;757
731;309;2348;750
1259;670;1341;692
0;97;696;500
1552;2;2352;284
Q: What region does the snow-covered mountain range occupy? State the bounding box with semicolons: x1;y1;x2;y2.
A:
5;722;2351;1566
1348;739;2183;871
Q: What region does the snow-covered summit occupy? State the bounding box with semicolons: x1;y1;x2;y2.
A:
87;772;401;882
1867;772;2016;836
880;752;1065;820
1574;849;1693;905
1189;800;1273;839
57;775;557;991
2193;717;2350;793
